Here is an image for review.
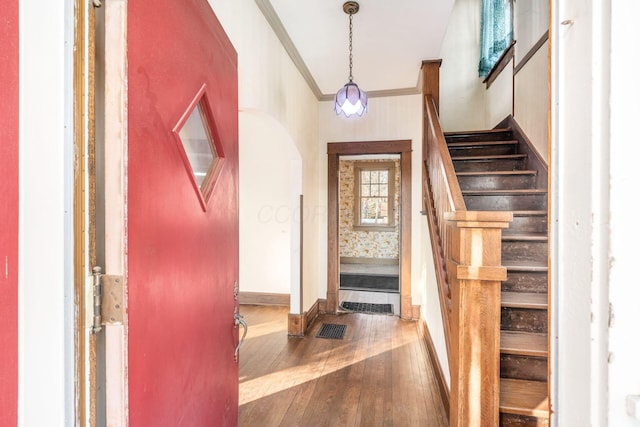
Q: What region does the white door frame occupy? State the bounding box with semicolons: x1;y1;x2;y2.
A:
103;1;128;425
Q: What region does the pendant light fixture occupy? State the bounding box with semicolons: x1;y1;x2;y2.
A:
334;1;368;117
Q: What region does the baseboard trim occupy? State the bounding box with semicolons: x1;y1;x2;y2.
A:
418;319;450;418
239;291;290;306
412;305;421;320
288;299;324;337
318;298;327;314
288;313;304;337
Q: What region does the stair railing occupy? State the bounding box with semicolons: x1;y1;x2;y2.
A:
422;94;512;426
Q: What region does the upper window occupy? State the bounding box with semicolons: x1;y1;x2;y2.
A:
354;162;396;231
478;0;513;78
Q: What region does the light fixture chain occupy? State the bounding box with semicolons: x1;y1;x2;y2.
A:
348;13;353;82
335;1;367;117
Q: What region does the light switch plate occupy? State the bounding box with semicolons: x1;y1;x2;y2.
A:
626;395;640;420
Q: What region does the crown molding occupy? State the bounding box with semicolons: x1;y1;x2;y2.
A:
317;86;422;102
255;0;423;102
254;0;323;99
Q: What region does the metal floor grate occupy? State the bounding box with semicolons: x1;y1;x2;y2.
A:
340;301;394;315
316;323;347;340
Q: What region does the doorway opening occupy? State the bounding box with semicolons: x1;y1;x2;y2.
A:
337;154;401;315
327;140;412;319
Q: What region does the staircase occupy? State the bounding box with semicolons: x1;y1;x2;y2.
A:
444;126;549;426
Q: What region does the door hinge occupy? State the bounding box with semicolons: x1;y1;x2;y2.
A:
91;266;124;333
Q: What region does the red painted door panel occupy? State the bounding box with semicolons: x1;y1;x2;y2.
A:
128;1;239;425
0;0;19;425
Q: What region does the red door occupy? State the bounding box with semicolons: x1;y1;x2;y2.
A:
127;1;239;425
0;0;19;425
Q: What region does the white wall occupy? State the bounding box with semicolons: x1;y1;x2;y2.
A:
515;42;549;162
439;0;487;132
514;0;548;65
608;1;640;425
552;0;606;425
440;0;523;130
512;0;549;164
421;220;451;387
19;2;74;426
485;59;514;127
209;0;321;312
441;0;549;138
552;1;640;424
239;111;301;298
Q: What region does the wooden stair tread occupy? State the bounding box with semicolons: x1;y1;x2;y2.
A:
501;331;548;357
512;210;547;216
452;154;527;161
500;378;549;418
448;140;518;147
503;260;548;272
501;291;548;309
444;127;512;137
462;189;547;195
502;232;548;241
456;170;537;176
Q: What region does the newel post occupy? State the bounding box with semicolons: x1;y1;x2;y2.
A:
445;211;512;427
421;59;442;112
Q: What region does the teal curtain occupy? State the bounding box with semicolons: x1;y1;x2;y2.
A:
478;0;513;78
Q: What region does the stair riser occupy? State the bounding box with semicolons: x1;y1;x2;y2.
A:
445;131;513;143
453;158;526;172
464;194;548;211
501;355;547;382
449;145;517;157
500;413;549;427
503;272;548;293
501;307;548;333
502;241;548;263
509;215;548;234
458;174;537;191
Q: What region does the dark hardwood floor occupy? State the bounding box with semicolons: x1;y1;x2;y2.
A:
239;305;448;427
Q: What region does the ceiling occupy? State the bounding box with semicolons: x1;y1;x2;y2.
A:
255;0;455;101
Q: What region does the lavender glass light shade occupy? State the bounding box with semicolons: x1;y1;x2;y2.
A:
334;81;368;117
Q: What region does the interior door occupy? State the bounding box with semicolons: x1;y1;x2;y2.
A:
126;1;239;425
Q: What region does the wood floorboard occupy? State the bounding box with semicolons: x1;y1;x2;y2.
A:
371;315;394;427
278;320;338;425
239;305;448;427
392;319;420;426
334;313;370;426
408;318;449;427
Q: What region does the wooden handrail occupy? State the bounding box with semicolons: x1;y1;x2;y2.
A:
422;94;512;426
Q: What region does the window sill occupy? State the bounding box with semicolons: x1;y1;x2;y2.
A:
353;225;397;232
